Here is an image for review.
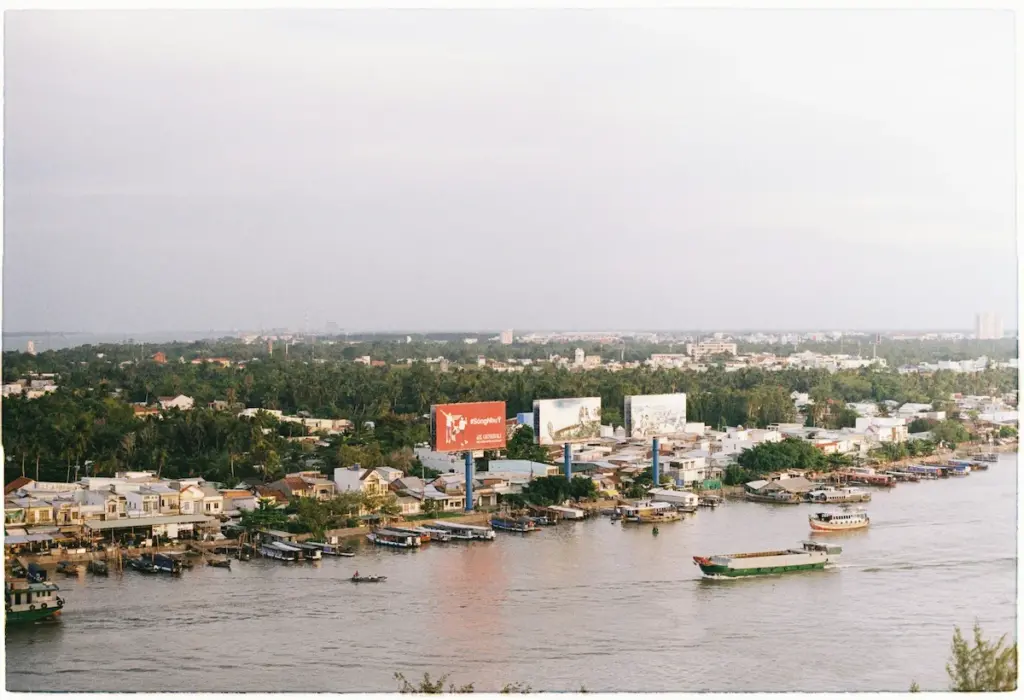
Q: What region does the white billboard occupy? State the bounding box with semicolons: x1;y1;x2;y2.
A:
624;393;688;439
533;397;602;445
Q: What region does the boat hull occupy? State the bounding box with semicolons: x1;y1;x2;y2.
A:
809;520;869;532
697;561;828;578
5;606;63;625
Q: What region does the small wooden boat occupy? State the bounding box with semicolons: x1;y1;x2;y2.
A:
698;496;722;508
127;558;161;574
55;561;80;576
206;558;232;569
87;560;109;576
350;574;387;583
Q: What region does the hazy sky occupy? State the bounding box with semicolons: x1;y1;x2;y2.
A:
3;9;1017;333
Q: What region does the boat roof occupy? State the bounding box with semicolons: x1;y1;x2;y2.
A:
265;541;302;552
431;521;492;532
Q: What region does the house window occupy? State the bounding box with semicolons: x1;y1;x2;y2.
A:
205;503;212;512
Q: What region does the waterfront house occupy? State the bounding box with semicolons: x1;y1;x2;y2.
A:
200;486;224;516
5;496;55;526
333;465;390;497
141;484;180;514
124;489;160;518
396;495;422;516
219;489;259;515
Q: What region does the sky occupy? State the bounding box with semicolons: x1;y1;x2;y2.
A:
2;9;1017;333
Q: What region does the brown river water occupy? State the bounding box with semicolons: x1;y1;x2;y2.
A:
6;454;1016;692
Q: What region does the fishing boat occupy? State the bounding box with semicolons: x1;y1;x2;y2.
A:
906;464;942;480
698;495;723;508
127;557;161;574
693;541;842;579
976;452;999;463
884;471;921;483
259;541;303;561
86;560;109;576
947;463;971;477
490;516;539;533
206;557;232;569
140;553;183;575
809;507;870;532
366;528;421;549
350;573;387;583
26;563;48;583
55;561;81;576
5;579;65;625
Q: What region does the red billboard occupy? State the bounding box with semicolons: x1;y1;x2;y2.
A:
430;401;507;452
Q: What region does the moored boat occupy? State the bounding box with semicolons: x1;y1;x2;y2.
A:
127;557;161;574
977;452;999;463
698;495;723;508
693;541;842;578
490;516;539;533
367;528;421;548
259;541;303;561
206;557;232;569
86;560;109;576
809;507;870;532
306;541;357;556
140;553;183;575
806;486;871;504
428;521;495;541
5;580;65;625
745;491;802;505
55;561;81;576
620;501;682;523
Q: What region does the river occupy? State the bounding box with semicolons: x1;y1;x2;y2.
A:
6;454;1016;692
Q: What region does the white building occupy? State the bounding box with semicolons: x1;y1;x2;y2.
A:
500;330;513;345
686;342;738;359
574;348;585;366
413;447;463;473
975;312;1003;340
158;395;195;411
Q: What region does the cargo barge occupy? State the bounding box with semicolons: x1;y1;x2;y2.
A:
693;541;842;578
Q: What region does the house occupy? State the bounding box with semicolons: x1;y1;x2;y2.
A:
178;484;205;515
396;495;422;516
124;489;160;518
220;489;259;514
141;484;180;514
855;417;908;443
374;467;404;484
152;352;167;364
200;486;224;516
158;395;195;411
254;486;290;506
132;404;161;419
333;465;389;497
5;496;55;525
4;476;34;495
2;383;25;397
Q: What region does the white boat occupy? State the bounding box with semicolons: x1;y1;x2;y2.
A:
259;541;303;561
429;521;496;541
547;505;586;520
293;542;323;560
807;486;871;503
367;529;421;548
809;507;870;532
305;541;355;556
414;527;453;542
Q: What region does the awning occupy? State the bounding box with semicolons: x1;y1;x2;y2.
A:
5;533;55;544
5;527;28;537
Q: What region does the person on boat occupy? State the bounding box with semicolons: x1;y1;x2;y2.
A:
353;571;358;578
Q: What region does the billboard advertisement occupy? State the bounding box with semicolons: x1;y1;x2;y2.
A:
430;401;507;453
533;397;602;445
624;393;688;439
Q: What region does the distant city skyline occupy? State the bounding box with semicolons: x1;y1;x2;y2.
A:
3;10;1016;333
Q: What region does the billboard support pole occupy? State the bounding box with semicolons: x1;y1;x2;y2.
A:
564;443;572;480
464;451;474;512
652;437;660;485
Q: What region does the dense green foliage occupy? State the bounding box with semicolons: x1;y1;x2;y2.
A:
930;420;972;448
514;475;597;506
907;417;939;434
735;437;826;474
2;340;1016;485
945;622;1017;692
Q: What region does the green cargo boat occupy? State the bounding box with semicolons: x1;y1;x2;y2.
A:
693;541;842;578
5;579;65;624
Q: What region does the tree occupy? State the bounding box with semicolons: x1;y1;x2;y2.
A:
931;420;971;449
946;622;1017;692
736;437;825;474
505;425;549;463
908;417;938;434
394;673;474;694
998;426;1017;439
239;500;288;534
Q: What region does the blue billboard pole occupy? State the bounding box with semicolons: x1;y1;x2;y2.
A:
465;451;474;512
564;443;572;480
652;437;660;486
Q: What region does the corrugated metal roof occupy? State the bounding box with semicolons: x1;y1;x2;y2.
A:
84;514;217;530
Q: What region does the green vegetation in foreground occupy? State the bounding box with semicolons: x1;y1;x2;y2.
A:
910;622;1017;692
396;623;1017;692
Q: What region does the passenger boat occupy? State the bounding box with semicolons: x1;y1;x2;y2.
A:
977;452;999;463
386;527;432;543
87;560;109;576
621;501;682;523
350;574;387;583
56;561;81;576
259;541;303;561
5;579;65;625
490;516;539;533
693;541;842;579
411;526;453;542
884;471;921;483
809;507;870;532
305;541;357;556
745;491;802;505
428;521;495;541
947;463;971;477
838;469;895;487
529;515;556;526
293;543;323;560
906;464;942;479
806;486;871;504
367;529;422;548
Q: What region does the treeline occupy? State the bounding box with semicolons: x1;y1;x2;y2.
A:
1;343;1016;486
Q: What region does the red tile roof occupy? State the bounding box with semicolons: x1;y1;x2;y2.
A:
4;476;33;495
